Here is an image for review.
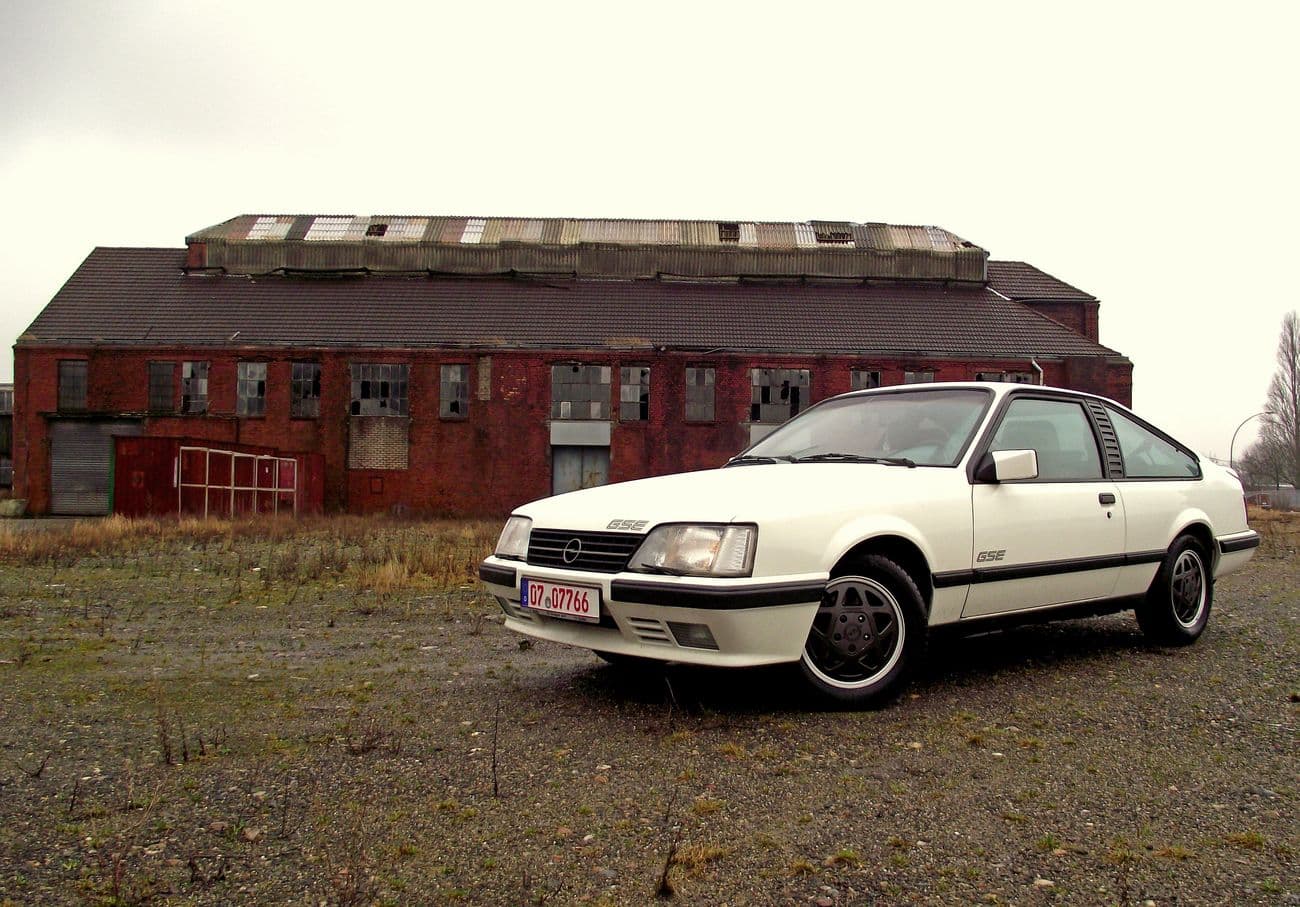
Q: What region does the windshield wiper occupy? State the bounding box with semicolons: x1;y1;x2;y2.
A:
790;452;917;468
725;454;795;467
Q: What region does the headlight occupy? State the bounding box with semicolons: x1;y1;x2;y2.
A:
494;516;532;561
629;524;757;577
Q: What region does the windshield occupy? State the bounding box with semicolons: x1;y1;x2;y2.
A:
738;388;991;467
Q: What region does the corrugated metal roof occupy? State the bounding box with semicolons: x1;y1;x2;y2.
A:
987;261;1098;302
185;215;988;282
21;248;1125;363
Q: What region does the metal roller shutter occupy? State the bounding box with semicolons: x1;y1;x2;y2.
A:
49;420;143;515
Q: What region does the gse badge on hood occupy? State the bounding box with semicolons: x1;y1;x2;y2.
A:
606;519;649;532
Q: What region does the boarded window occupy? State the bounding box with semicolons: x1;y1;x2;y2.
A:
291;362;321;418
718;222;740;243
58;360;88;412
812;221;853;244
685;367;715;422
751;368;810;423
181;362;209;414
441;364;469;418
551;364;610;420
350;363;409;416
148;362;175;413
619;367;650;421
237;362;267;417
903;370;935;384
476;355;492;401
0;387;12;415
348;417;410;470
850;369;880;391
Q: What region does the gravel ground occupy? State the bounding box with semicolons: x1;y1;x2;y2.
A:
0;522;1295;905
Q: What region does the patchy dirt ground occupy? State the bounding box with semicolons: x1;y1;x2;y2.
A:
0;517;1295;905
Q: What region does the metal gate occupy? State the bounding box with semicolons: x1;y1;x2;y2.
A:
178;446;299;517
551;446;609;496
49;420;143;515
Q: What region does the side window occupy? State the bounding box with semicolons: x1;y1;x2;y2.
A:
990;398;1103;481
1106;407;1199;478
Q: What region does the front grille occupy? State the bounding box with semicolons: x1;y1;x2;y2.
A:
527;529;645;573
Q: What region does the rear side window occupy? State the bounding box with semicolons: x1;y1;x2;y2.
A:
989;398;1103;481
1106;407;1199;478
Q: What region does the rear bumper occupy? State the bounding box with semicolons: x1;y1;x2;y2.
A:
1215;530;1261;578
479;557;824;667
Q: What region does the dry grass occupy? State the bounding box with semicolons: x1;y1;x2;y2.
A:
0;514;498;591
1248;506;1300;558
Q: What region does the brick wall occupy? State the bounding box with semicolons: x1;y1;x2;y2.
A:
12;345;1132;516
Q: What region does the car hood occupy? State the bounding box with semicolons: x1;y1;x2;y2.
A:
515;463;957;531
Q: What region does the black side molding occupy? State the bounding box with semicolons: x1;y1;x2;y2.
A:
933;549;1166;588
478;562;518;587
1219;533;1261;554
610;579;824;610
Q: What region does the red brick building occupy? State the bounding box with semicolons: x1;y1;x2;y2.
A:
11;215;1130;516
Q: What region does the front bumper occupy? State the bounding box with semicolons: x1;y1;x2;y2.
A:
479;556;825;667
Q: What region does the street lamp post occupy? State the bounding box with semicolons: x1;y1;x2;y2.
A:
1229;410;1275;474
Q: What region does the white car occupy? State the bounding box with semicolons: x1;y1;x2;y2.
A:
479;383;1259;705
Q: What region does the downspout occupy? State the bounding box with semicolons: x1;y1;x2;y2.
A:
1030;359;1044;385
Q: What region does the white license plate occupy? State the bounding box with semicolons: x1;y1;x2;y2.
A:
520;578;601;623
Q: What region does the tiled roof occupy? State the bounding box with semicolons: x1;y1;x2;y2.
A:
987;261;1097;302
21;248;1125;361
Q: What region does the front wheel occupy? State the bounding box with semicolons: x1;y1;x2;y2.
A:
1136;535;1213;645
799;554;927;707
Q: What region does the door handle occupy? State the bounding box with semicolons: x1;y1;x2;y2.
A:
1099;493;1116;506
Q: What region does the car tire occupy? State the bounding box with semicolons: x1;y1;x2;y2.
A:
798;554;927;707
1136;534;1213;646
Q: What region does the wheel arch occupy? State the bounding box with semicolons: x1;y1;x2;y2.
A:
1173;519;1217;573
831;534;934;615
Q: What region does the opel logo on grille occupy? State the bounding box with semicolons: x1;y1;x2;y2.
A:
562;537;583;564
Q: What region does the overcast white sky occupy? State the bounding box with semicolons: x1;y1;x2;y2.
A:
1;1;1296;458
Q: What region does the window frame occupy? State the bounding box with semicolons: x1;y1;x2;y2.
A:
440;363;470;420
550;363;611;421
619;366;650;422
148;361;176;414
968;390;1111;485
684;366;716;423
57;360;88;412
350;363;410;417
180;361;209;415
1104;404;1202;481
750;367;811;424
236;361;268;418
290;361;322;419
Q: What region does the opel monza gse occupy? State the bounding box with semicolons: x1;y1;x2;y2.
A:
479;382;1260;705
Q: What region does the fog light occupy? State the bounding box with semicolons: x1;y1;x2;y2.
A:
667;621;719;650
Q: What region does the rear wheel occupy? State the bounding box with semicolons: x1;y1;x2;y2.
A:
1136;535;1213;645
799;554;926;706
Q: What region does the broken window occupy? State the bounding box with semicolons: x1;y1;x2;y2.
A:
291;362;321;418
58;360;88;412
685;367;715;422
718;222;740;243
551;364;610;420
903;370;935;385
751;368;810;423
440;364;469;418
620;367;650;421
237;362;267;417
0;387;12;415
976;371;1038;384
181;362;209;414
812;221;854;244
850;369;881;391
148;362;175;413
365;223;388;237
350;363;409;416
